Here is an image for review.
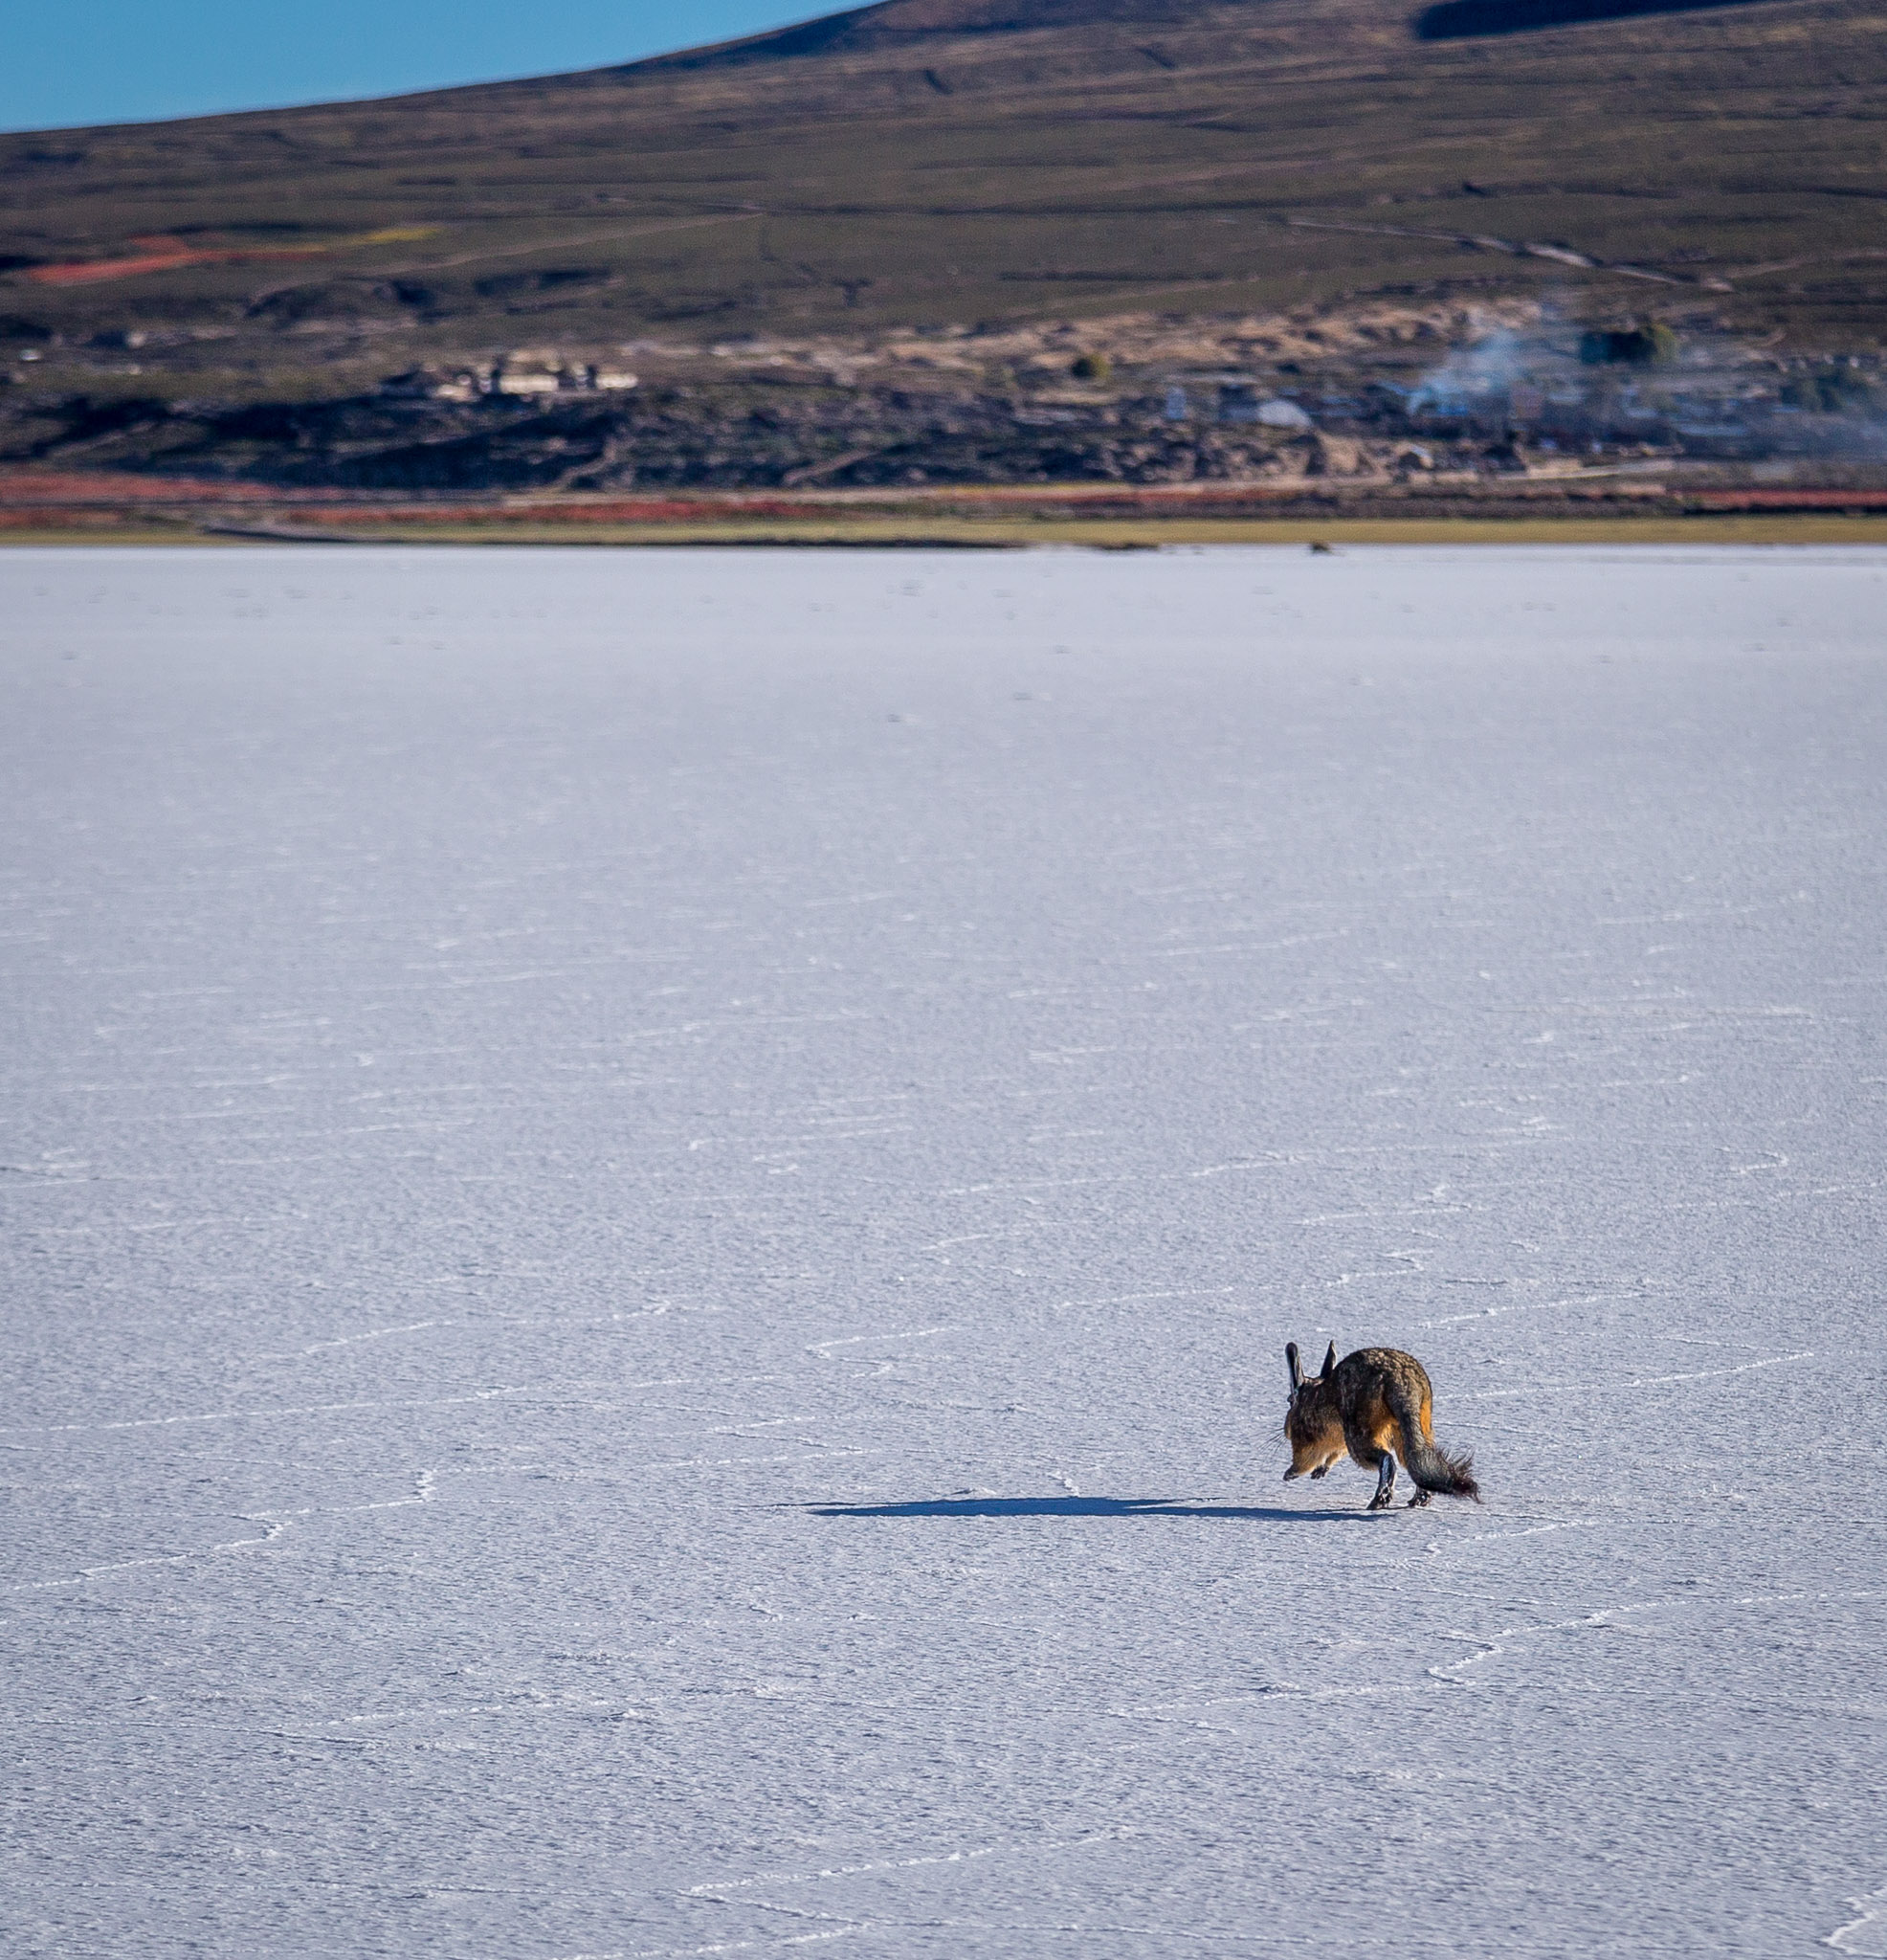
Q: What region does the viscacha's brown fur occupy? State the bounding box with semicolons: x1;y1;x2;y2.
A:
1282;1341;1480;1509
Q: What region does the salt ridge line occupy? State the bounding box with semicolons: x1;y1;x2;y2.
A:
1459;1348;1814;1398
1431;1588;1887;1687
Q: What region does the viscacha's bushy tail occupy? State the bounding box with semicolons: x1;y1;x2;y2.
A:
1390;1384;1481;1501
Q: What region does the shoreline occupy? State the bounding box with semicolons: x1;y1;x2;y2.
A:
8;514;1887;547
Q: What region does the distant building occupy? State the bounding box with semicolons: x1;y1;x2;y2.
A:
494;353;563;396
1160;374;1316;431
1256;398;1313;431
426;353;639;401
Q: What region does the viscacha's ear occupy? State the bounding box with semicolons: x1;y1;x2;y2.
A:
1286;1342;1304;1391
1321;1343;1337;1380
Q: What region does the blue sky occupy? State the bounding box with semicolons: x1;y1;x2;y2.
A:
3;2;830;134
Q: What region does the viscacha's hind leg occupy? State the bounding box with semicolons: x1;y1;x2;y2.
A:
1365;1452;1397;1511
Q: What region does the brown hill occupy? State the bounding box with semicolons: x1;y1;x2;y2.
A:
5;0;1883;350
0;0;1880;487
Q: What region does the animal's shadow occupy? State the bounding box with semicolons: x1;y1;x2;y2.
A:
808;1495;1376;1524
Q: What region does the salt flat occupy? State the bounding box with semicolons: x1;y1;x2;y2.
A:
3;544;1884;1960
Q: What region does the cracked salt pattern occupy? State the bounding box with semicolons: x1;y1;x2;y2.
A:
3;544;1884;1958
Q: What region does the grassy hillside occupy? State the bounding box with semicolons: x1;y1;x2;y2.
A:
4;0;1883;358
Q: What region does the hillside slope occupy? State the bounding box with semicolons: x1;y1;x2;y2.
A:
1;0;1881;486
6;0;1883;347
